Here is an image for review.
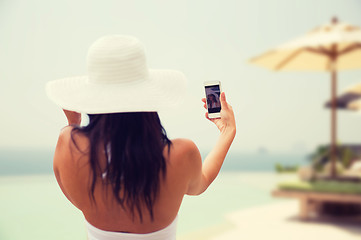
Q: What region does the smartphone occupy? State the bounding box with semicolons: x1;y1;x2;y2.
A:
204;81;222;119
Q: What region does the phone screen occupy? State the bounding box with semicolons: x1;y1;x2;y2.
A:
205;85;221;113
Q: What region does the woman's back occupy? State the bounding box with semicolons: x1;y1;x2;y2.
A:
54;125;201;234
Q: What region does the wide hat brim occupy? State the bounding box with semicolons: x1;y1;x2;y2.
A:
46;69;187;114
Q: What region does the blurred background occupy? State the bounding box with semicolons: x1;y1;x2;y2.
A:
1;0;361;239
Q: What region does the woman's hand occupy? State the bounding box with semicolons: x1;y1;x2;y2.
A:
202;92;236;136
63;109;81;126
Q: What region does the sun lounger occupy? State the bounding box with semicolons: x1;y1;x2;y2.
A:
272;180;361;220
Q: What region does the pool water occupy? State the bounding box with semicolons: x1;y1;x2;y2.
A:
0;172;295;239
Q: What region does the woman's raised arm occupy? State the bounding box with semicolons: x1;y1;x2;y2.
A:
186;92;236;195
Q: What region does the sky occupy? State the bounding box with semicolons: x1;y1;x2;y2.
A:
1;0;361;154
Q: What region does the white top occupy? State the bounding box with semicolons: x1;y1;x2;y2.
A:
85;216;178;240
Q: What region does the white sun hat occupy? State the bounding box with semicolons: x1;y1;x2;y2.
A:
46;35;187;114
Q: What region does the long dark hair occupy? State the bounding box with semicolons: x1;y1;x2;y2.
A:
70;112;171;221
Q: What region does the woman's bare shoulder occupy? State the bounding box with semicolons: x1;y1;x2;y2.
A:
54;126;89;169
58;126;88;149
167;138;202;171
169;138;200;157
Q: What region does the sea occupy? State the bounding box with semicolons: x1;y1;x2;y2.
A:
0;149;305;239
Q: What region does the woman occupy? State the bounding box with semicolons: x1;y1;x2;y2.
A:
47;35;236;240
207;93;221;109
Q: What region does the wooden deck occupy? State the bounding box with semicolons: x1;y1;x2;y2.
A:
272;190;361;220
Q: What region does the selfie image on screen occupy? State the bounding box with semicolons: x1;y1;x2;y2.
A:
205;85;221;113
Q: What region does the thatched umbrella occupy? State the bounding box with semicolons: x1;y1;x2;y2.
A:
250;17;361;177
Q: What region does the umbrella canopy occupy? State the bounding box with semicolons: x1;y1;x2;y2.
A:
348;99;361;110
325;92;361;109
346;83;361;110
250;17;361;178
251;19;361;71
325;83;361;109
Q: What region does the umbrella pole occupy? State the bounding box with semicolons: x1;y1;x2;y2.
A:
330;60;337;178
